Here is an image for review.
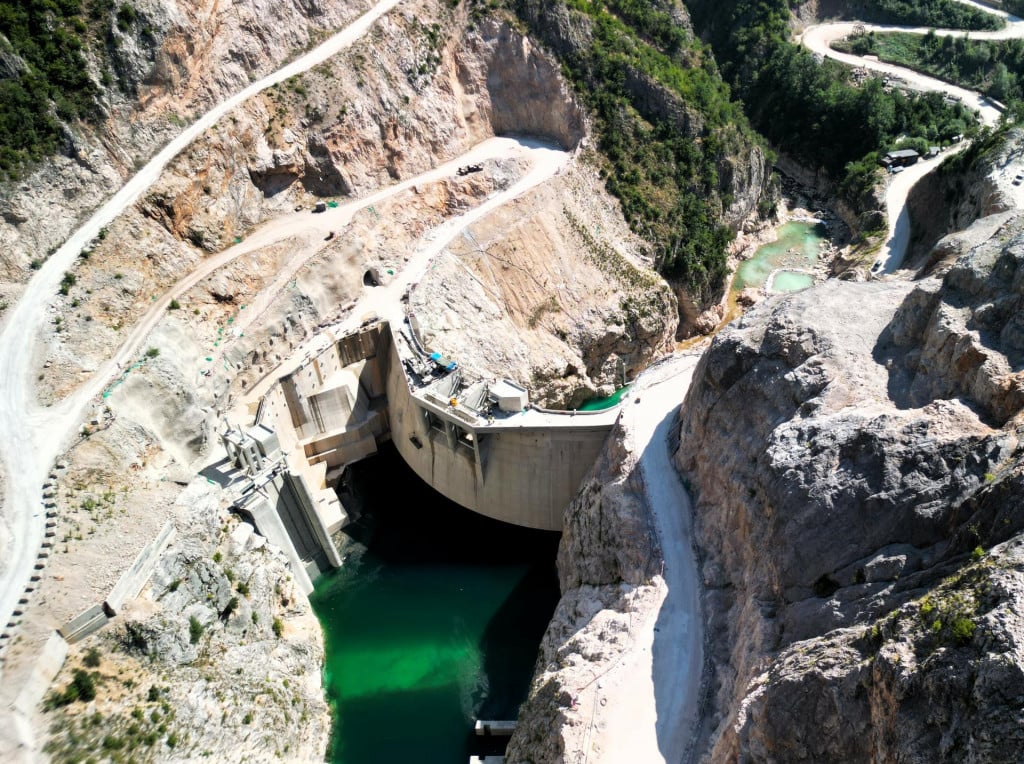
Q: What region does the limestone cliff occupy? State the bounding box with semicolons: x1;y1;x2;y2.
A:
506;388;665;762
42;481;331;763
905;127;1024;271
675;202;1024;760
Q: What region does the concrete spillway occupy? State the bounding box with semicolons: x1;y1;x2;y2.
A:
222;319;618;588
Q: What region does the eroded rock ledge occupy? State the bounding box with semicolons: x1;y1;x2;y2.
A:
675;208;1024;762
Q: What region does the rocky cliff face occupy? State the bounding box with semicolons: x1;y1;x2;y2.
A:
0;0;374;291
506;390;666;761
513;0;773;328
675;203;1024;761
905;128;1024;271
42;481;331;763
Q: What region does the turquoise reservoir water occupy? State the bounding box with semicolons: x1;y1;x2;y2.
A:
310;446;560;764
734;221;827;291
578;385;630;411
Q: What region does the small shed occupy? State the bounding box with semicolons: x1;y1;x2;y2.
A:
883;149;920;168
490;379;529;413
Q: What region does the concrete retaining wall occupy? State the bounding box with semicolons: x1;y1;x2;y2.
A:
58;604;110;644
58;519;176;643
106;520;176;614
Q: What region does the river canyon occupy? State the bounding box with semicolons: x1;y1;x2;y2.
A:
0;0;1022;761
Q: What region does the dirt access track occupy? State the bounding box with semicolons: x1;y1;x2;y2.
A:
0;0;568;675
799;0;1024;272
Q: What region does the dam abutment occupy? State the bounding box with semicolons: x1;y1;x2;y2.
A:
223;318;618;586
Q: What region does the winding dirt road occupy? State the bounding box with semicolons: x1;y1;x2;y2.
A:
0;0;572;676
800;0;1024;271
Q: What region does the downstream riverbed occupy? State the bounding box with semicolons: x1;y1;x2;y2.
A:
311;445;560;763
733;220;829;293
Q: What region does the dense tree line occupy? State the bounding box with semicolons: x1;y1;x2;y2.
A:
681;0;979;206
516;0;765;302
837;31;1024;107
842;0;1002;31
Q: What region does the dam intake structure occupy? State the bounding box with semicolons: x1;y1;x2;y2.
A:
220;318;621;590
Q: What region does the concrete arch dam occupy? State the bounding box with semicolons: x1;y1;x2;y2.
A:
220;319;618;590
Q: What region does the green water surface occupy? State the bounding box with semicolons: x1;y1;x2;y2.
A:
578;385;630;411
310;446;560;764
734;221;827;291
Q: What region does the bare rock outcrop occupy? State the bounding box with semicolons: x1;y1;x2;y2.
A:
42;481;331;762
905;128;1024;270
410;165;677;408
675;208;1024;760
506;407;664;762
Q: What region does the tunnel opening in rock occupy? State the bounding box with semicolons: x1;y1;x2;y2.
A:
310;442;560;764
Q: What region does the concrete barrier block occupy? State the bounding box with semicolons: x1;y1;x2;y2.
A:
13;632;68;716
60;604;109;643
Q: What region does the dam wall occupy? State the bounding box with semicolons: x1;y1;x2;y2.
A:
234;317;617;569
385;326;613;531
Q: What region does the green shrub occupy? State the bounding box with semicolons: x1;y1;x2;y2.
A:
272;618;283;638
47;669;97;707
168;299;181;310
59;272;76;296
951;616;976;644
188;616;204;645
145;347;160;358
82;646;101;668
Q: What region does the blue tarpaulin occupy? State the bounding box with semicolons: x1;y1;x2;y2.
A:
429;352;457;372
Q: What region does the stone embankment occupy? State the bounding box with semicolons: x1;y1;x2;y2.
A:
675;159;1024;760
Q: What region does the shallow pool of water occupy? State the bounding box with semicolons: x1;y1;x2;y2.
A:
770;271;814;292
578;385;630;411
734;221;827;291
310;445;560;764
